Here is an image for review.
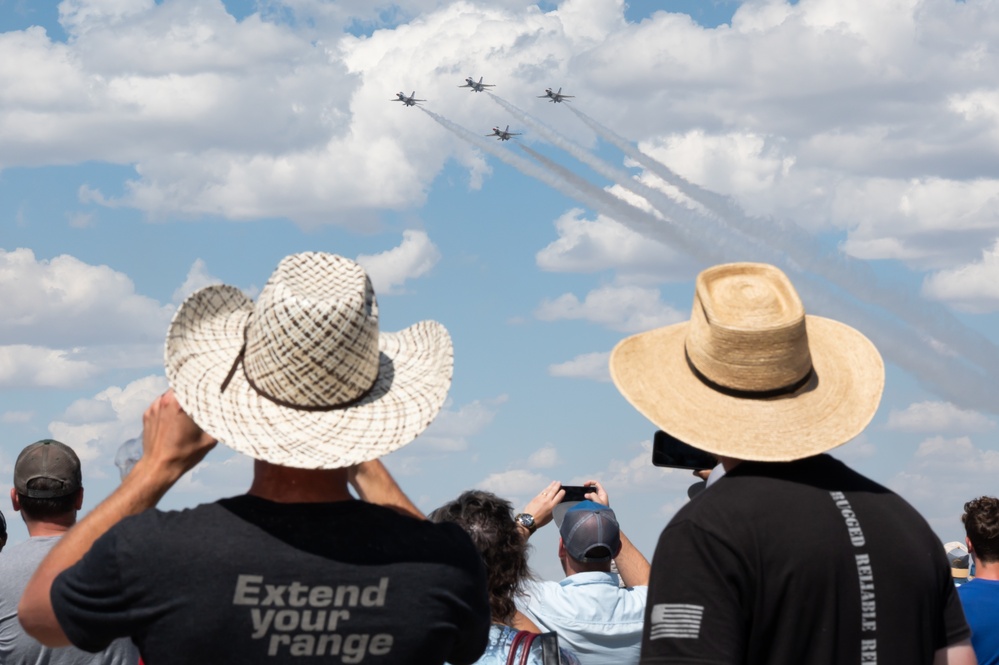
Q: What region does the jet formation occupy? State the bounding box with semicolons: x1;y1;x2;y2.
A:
393;78;576;140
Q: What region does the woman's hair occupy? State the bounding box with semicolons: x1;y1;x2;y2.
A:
429;490;531;624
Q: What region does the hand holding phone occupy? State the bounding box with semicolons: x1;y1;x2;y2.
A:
560;485;598;503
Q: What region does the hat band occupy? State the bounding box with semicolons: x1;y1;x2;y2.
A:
220;343;378;412
686;351;815;399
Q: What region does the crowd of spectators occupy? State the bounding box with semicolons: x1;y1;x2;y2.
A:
1;254;995;664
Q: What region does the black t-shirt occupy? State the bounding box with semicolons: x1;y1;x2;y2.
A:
52;496;490;664
640;455;970;665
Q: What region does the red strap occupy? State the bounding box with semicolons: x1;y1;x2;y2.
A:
519;632;538;665
507;630;538;665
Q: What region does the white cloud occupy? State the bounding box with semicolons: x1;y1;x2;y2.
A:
0;248;174;347
548;352;611;383
639;130;795;201
0;346;100;389
1;410;35;424
889;433;999;542
172;258;223;304
535;283;684;333
839;179;999;269
886;401;995;434
535;209;692;280
527;445;560;469
477;469;550;497
831;433;877;461
922;240;999;312
67;211;95;228
355;230;441;295
599;440;695;494
48;374;169;466
414;394;507;452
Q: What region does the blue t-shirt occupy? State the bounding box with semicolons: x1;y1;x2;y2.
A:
958;577;999;665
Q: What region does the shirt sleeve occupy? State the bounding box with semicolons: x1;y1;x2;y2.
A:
640;519;750;665
50;519;146;653
939;569;971;648
442;529;493;665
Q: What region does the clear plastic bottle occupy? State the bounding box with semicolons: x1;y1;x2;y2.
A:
114;437;143;480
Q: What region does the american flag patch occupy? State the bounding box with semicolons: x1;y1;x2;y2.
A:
648;603;704;640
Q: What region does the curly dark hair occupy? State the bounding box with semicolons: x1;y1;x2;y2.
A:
963;496;999;564
429;490;531;624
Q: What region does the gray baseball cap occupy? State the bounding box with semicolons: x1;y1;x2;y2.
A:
559;500;622;563
14;440;82;498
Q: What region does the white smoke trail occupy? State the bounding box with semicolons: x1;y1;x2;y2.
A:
420;108;717;262
422;105;999;410
518;143;999;408
490;93;793;268
565;104;999;386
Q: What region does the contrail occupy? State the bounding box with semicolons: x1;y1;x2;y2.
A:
518;145;999;407
420;108;599;208
421;107;717;262
564;104;999;407
491;93;792;268
424;105;999;409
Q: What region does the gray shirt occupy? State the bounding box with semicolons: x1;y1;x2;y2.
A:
0;536;138;665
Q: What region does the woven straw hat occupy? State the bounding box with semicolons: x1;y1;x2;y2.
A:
165;253;453;469
610;263;884;462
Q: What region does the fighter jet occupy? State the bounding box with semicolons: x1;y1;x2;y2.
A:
392;91;426;106
459;76;495;92
538;87;574;103
487;125;522;141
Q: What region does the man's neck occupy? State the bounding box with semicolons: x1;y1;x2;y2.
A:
247;460;354;503
974;559;999;581
25;517;75;538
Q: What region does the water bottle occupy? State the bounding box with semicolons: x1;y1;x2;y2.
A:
115;437;143;480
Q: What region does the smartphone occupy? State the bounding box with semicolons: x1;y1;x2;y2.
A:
652;430;717;470
560;485;597;503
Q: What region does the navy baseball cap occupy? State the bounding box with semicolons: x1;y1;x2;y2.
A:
14;439;82;498
559;500;622;562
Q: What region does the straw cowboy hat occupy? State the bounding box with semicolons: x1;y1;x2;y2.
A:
610;263;884;462
165;252;453;469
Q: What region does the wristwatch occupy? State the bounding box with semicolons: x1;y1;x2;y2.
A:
514;513;537;535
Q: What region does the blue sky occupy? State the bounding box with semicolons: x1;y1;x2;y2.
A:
2;0;999;580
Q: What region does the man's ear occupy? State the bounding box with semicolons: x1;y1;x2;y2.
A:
967;536;975;555
11;488;21;513
558;537;566;559
74;488;84;511
614;541;623;559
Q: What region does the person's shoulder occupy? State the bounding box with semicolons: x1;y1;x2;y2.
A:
959;577;999;597
350;502;485;565
0;537;61;570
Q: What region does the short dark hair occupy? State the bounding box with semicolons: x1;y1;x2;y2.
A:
0;509;6;539
429;490;531;624
18;478;79;521
963;496;999;564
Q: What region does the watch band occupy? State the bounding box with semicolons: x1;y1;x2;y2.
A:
514;512;537;534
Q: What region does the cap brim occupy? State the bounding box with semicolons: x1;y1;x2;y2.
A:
553;501;580;528
610;315;884;461
166;285;453;469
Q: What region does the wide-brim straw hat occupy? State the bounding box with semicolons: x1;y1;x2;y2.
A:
610;263;884;462
165;252;453;469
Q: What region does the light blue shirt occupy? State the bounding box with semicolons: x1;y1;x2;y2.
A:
516;572;646;665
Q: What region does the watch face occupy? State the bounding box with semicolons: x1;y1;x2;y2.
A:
516;513;535;529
